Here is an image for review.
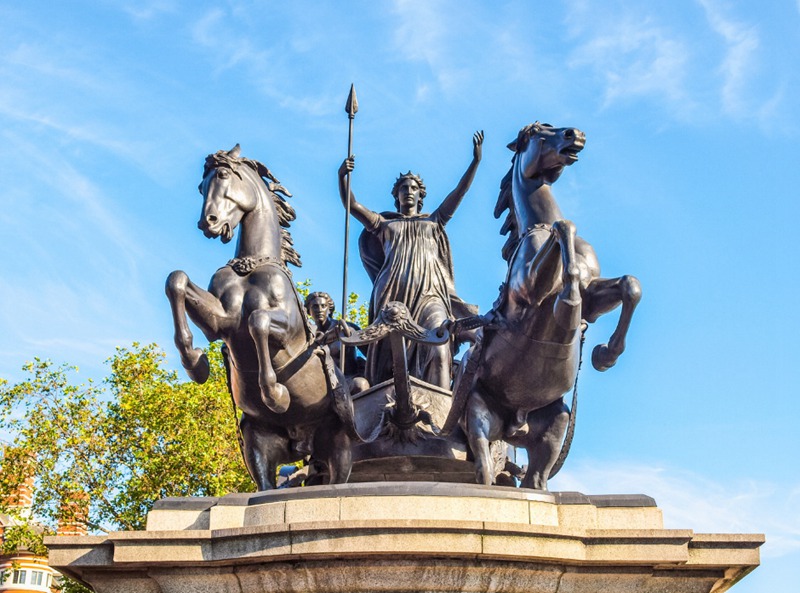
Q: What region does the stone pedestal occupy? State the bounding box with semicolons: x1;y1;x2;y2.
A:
45;482;762;593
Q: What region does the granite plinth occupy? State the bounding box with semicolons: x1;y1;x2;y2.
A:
45;482;762;593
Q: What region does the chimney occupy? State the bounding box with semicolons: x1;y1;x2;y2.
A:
2;447;35;520
57;491;89;536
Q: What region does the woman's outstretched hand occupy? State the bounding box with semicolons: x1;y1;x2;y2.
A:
473;131;484;161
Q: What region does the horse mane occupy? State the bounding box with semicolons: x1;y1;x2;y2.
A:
495;161;520;263
204;150;302;267
494;123;540;263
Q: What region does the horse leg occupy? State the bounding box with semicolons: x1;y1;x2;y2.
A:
165;271;230;383
582;275;642;371
519;398;569;491
248;310;291;414
463;390;504;486
551;220;582;332
240;414;289;491
510;227;562;307
315;423;353;485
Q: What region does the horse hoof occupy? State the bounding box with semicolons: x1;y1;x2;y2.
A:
262;383;290;414
183;349;210;383
591;344;617;372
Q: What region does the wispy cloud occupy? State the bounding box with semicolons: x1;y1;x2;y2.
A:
7;134;145;268
189;9;337;118
566;6;693;117
117;0;177;21
554;459;799;558
0;40;186;179
4;42;112;95
0;102;148;169
389;0;470;96
191;9;268;75
696;0;760;117
0;279;149;382
564;1;784;126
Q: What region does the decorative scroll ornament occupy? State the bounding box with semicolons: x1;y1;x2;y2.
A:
340;301;451;347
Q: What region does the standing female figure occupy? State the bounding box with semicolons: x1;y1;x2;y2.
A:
338;131;483;389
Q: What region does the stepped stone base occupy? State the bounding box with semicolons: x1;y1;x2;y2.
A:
45;482;763;593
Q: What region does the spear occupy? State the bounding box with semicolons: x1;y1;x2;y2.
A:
340;84;358;372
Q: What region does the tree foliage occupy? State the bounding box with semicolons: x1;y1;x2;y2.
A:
344;291;370;329
0;284;370;591
1;283;369;534
0;343;252;535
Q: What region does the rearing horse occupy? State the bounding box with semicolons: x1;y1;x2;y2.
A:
444;123;641;490
165;145;359;490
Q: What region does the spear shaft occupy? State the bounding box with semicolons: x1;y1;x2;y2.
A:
341;84;358;372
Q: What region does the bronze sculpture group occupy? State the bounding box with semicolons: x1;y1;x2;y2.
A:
166;120;640;492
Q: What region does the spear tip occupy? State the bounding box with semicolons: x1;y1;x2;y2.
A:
345;83;358;117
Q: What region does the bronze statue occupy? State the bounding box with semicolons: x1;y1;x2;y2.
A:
166;146;366;490
338;132;483;390
164;114;640;492
304;291;369;395
442;123;641;490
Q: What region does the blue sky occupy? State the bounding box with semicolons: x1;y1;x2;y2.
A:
1;1;798;590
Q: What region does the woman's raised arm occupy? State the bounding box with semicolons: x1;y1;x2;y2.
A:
434;131;483;224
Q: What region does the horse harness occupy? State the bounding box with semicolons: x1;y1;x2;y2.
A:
228;254;290;276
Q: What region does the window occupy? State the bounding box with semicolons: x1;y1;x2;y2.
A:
12;569;27;584
31;570;44;585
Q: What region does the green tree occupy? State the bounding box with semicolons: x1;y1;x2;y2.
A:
0;343;251;532
344;291;370;329
1;285;370;591
1;343;253;591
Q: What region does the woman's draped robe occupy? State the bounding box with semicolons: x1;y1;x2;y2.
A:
358;211;477;387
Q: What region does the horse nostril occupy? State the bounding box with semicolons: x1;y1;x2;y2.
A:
207;214;218;224
564;129;574;138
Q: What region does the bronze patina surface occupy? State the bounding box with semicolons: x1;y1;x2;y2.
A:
166;120;640;493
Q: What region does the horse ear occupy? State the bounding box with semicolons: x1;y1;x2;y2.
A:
507;140;518;151
228;144;241;158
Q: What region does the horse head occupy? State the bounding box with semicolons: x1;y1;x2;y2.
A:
197;144;262;243
196;145;301;267
510;122;585;185
495;123;587;252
